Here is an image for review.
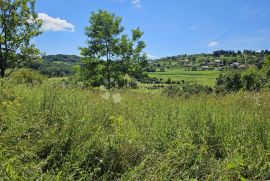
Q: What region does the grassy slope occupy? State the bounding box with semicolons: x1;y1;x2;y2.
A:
0;80;270;180
149;68;220;86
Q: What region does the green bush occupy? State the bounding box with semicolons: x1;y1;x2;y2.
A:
10;68;46;84
215;70;243;93
215;56;270;93
163;82;213;97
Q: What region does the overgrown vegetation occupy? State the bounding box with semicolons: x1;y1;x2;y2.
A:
215;56;270;93
0;79;270;180
10;68;46;84
1;2;270;180
0;0;42;78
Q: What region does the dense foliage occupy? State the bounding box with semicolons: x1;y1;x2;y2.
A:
215;56;270;93
78;10;148;88
10;68;45;84
0;0;42;78
44;54;80;63
0;79;270;180
27;55;80;77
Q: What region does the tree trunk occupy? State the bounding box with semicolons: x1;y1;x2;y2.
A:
0;68;4;78
106;44;111;90
0;44;5;78
107;58;111;90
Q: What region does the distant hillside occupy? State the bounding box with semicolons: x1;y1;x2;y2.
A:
27;54;81;77
43;54;81;63
152;50;270;64
148;50;270;72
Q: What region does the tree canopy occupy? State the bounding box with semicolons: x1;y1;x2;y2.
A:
0;0;42;78
79;10;147;88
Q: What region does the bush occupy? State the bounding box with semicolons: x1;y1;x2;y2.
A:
215;56;270;93
215;71;243;93
10;68;45;84
163;82;213;97
166;77;172;84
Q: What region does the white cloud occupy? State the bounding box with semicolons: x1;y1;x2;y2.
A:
147;54;157;59
38;13;75;32
208;41;219;47
131;0;141;9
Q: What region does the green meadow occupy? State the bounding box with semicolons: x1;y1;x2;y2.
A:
149;68;220;86
1;1;270;180
1;79;270;180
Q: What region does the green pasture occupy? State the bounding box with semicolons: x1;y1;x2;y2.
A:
149;68;220;86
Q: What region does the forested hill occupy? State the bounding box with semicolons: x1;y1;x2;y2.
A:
27;54;81;77
43;54;81;63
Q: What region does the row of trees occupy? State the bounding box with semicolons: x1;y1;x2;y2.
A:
213;50;270;57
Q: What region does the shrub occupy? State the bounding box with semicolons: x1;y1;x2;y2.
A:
215;71;243;93
163;82;213;97
10;68;45;84
166;77;172;84
215;56;270;93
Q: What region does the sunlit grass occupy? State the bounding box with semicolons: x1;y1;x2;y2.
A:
149;68;220;86
0;79;269;180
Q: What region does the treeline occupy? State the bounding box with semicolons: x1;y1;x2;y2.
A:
154;49;270;66
44;54;80;63
213;50;270;57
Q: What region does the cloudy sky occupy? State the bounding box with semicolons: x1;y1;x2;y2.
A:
35;0;270;58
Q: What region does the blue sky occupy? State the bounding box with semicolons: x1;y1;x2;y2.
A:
34;0;270;58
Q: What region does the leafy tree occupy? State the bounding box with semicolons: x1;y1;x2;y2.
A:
79;10;147;88
118;28;147;78
262;55;270;78
80;10;123;89
215;71;243;92
242;67;263;91
0;0;42;78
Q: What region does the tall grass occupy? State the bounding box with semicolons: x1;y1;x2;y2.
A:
0;79;269;180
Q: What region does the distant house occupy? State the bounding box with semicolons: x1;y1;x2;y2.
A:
214;60;222;67
202;65;210;70
230;62;241;69
218;67;225;71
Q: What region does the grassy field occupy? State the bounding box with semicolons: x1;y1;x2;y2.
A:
149;68;220;86
1;79;270;180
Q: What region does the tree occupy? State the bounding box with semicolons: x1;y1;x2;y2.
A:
215;71;243;93
242;66;263;91
0;0;42;78
261;55;270;80
80;10;147;89
118;27;147;78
